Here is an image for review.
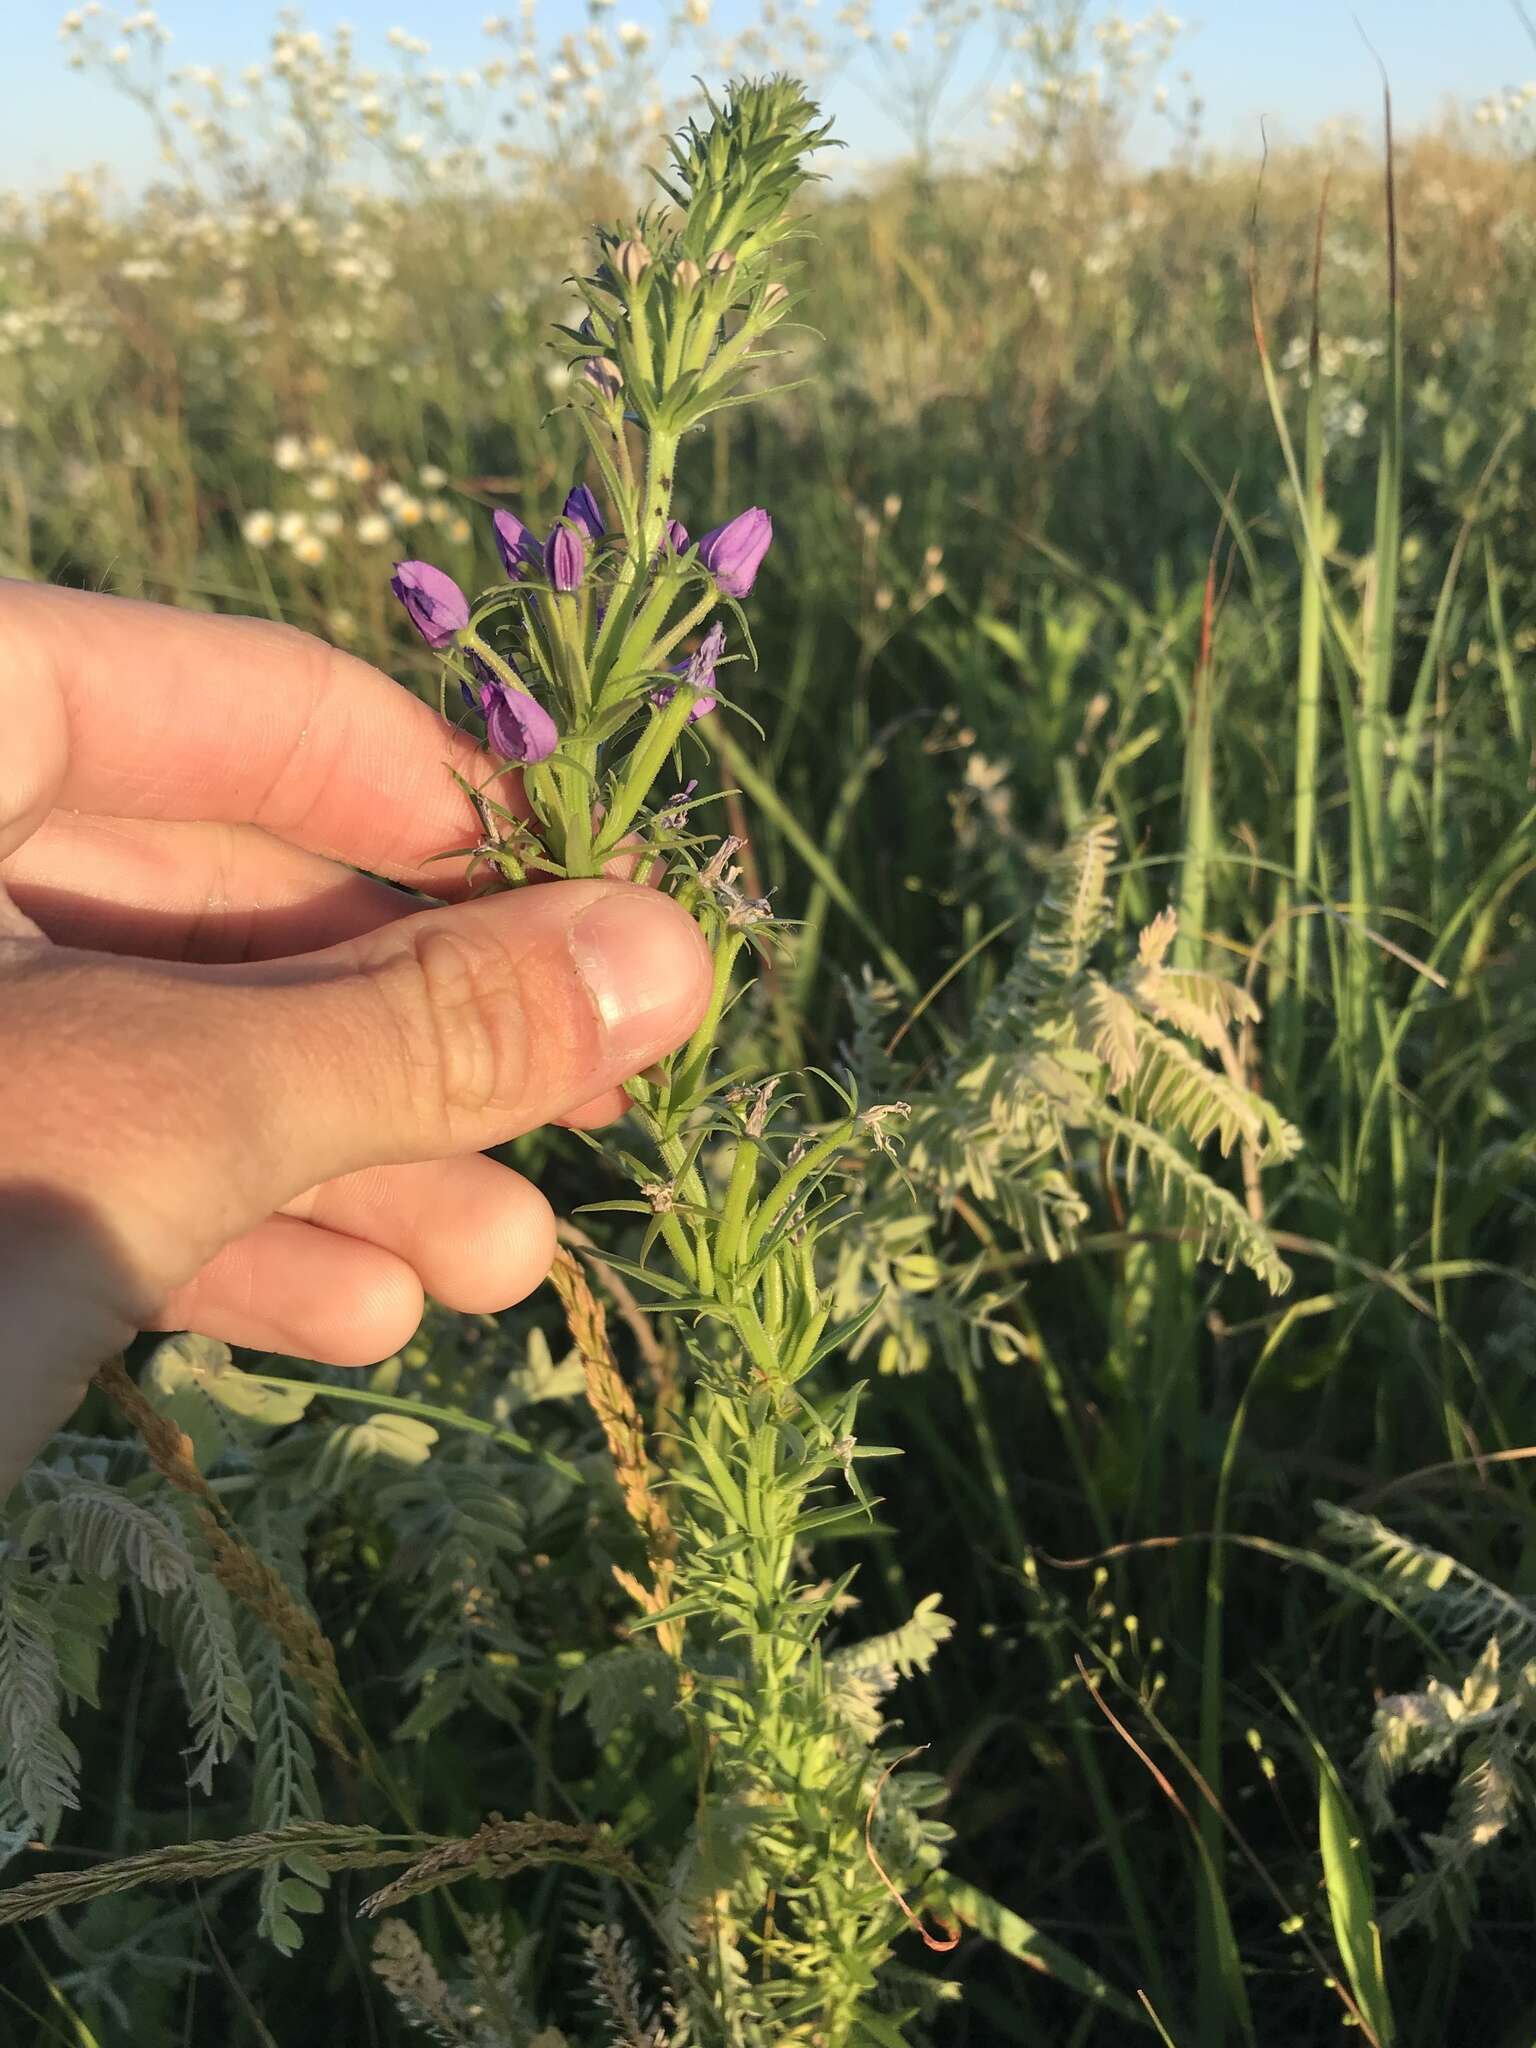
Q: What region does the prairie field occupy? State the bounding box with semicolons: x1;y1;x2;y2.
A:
4;11;1536;2047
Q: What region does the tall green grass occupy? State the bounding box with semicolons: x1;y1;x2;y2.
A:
4;76;1536;2046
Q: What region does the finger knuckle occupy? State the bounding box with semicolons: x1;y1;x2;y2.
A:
380;920;531;1140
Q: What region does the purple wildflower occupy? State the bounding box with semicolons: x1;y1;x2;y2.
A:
562;484;604;540
492;508;541;579
697;508;772;599
666;518;690;553
390;559;469;648
546;522;586;592
479;677;559;764
652;620;725;724
456;653;556;763
658;778;699;831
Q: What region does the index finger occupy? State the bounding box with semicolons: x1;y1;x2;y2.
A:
0;581;509;890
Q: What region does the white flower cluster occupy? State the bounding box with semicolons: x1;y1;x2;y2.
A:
1279;333;1387;378
1474;82;1536;127
242;442;471;568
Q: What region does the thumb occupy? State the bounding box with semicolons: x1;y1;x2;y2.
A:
2;877;709;1359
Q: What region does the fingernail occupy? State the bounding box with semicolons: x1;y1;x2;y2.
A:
569;889;710;1072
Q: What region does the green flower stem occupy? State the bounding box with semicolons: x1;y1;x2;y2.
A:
762;1254;786;1329
746;1123;857;1261
556;751;597;875
661;290;700;390
591;561;689;699
657;1208;701;1288
636;1114;716;1294
610;411;640;514
629;286;658;395
644;590;718;671
713;1131;762;1278
691;313;768;400
668;933;746;1118
731;1298;784;1387
785;1305;829;1384
592;692;701;864
637;426;680;578
458;630;516;687
549;592;590;716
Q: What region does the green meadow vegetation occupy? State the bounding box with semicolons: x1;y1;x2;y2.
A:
3;7;1536;2043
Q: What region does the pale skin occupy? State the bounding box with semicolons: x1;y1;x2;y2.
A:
0;582;713;1494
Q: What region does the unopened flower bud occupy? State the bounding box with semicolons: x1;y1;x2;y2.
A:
562;482;604;540
673;257;702;291
614;237;651;284
476;675;559;764
390;559;469;647
666;517;689;552
705;248;736;276
698;506;772;598
546;522;586;592
584;356;623;400
762;281;789;310
492;507;541;579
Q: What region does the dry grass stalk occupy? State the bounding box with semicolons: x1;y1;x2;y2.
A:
361;1811;640;1915
94;1351;352;1760
0;1822;422;1926
547;1248;685;1656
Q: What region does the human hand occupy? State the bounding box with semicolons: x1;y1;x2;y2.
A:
0;582;711;1491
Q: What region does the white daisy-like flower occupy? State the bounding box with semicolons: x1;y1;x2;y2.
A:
356;512;393;545
291;532;328;565
241;509;276;547
276;509;310;543
419;462;448;488
394;495;425;526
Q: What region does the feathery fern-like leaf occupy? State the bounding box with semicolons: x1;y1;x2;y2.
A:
0;1562;85;1839
1321;1506;1536;1661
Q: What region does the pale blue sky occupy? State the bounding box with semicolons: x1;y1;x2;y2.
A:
4;0;1535;188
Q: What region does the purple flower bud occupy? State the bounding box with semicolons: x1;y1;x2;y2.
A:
562;484;604;541
651;620;724;723
478;677;559;764
492;508;542;580
391;560;470;648
584;357;623;400
697;508;772;599
546;522;586;592
666;518;689;553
